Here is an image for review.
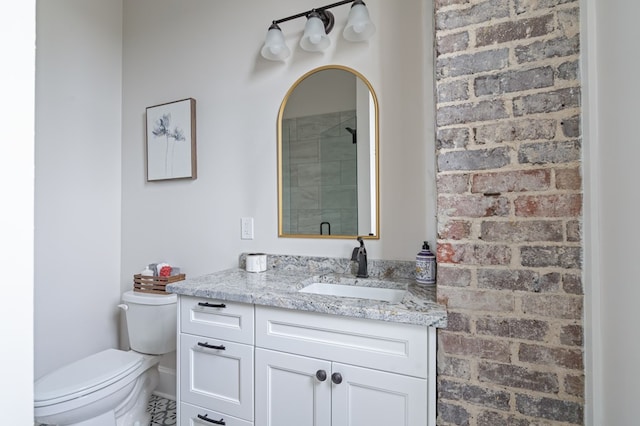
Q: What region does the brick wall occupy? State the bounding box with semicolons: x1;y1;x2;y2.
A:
434;0;583;424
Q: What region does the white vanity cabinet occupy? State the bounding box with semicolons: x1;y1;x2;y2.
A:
177;296;255;426
254;306;435;426
176;297;436;426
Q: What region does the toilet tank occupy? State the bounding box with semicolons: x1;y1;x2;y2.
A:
121;290;177;355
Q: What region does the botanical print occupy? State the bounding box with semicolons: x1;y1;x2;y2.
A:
146;98;196;181
152;113;185;177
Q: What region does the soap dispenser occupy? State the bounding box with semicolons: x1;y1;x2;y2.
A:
416;241;436;285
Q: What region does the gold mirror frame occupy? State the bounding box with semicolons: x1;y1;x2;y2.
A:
277;65;380;239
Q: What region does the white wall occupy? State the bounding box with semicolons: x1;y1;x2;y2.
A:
584;0;640;423
120;0;435;284
34;0;123;378
0;0;35;422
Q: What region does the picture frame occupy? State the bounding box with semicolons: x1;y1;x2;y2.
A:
145;98;197;181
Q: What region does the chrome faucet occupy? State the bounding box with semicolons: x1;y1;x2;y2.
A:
351;237;369;278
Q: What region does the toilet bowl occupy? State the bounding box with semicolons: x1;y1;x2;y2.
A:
34;291;177;426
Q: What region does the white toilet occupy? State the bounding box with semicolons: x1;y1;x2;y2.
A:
34;290;177;426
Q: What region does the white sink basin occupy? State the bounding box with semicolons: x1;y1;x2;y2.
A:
299;282;407;303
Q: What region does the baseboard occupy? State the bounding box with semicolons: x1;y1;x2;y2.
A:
156;365;176;400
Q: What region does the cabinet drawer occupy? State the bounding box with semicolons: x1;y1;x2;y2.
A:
180;401;253;426
180;296;254;344
256;306;430;378
180;334;254;421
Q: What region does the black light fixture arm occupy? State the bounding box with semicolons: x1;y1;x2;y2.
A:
271;0;358;26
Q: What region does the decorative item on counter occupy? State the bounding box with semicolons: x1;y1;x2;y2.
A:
133;262;186;294
415;241;436;286
246;253;267;273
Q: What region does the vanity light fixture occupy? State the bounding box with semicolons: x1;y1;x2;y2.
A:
260;0;376;61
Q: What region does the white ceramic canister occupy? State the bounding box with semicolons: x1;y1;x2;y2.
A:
246;253;267;273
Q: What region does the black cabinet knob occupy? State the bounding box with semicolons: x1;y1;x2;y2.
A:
331;372;343;384
316;370;327;381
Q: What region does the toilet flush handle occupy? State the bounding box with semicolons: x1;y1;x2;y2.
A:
117;304;128;311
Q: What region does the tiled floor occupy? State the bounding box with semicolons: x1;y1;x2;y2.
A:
148;394;177;425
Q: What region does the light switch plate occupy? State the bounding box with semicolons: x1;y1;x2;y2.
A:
241;217;254;240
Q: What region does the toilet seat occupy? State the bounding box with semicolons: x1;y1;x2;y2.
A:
35;349;144;407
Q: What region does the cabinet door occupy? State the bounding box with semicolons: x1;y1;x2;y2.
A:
331;363;427;426
180;334;254;421
255;348;331;426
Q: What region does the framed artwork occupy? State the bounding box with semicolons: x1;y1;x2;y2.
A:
145;98;197;181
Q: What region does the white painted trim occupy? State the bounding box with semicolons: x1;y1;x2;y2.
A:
580;0;602;424
156;365;177;400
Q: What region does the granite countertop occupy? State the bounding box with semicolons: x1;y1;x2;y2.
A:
166;254;447;328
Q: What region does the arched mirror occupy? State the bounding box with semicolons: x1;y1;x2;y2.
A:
278;65;379;239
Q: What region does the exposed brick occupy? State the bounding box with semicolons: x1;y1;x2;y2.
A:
560;324;584;346
476;14;554;46
513;87;581;116
437;31;470;55
437;128;470;150
439;194;510;217
444;311;472;332
481;220;563;242
472;169;551;193
519;343;583;369
479;361;559;392
520;245;582;268
564;374;585;397
558;8;580;38
437;266;473;287
476;316;549;341
439;379;511;410
563;273;583;294
566;220;581;242
437;49;509;79
440;332;512;362
438;401;470;426
474;119;556;144
439;243;512;265
522;294;583;319
515;35;580;63
536;272;562;292
478;268;538;291
439;79;470;103
556;166;582;190
515;394;583;424
437;287;515;312
438;147;511;171
439;219;472;240
518;140;581;164
438;355;472;380
436;0;509;30
561;114;581;137
437;173;470;193
475;66;554;97
515;194;582;217
515;0;578;14
477;411;532;426
558;60;579;81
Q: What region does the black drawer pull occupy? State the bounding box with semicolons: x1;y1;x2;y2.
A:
197;342;226;351
197;414;225;425
198;302;226;308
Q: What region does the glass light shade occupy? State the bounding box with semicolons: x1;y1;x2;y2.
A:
343;2;376;42
300;14;331;52
261;26;291;61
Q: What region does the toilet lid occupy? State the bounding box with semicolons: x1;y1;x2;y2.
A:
34;349;144;406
